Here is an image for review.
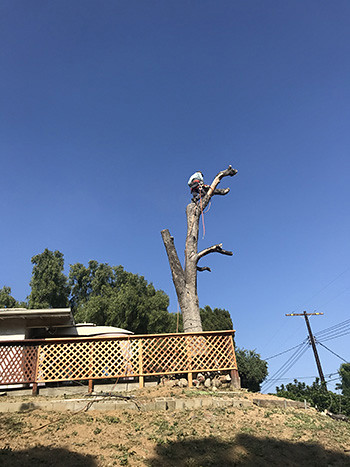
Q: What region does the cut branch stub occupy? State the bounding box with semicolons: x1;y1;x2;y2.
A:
197;244;233;262
197;266;211;273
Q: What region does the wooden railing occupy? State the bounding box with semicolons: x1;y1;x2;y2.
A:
0;330;238;393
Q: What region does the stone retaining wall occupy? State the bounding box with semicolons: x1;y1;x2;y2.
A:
0;396;252;413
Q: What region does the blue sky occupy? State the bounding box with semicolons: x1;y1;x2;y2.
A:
1;1;349;392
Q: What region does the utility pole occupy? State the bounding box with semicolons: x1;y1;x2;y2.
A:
286;311;327;389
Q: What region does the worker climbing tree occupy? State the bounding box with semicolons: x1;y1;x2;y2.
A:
161;165;238;333
188;170;230;203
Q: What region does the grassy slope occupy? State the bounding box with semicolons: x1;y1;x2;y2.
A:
0;389;349;466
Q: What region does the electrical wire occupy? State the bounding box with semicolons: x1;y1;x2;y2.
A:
265;376;318;382
316;324;350;339
325;372;339;378
292;266;350;311
261;267;350;359
261;341;310;392
326;376;341;383
263;372;341;385
264;341;308;361
315;318;350;337
318;284;350;308
262;345;309;393
317;329;350;344
315;340;349;363
259;320;306;362
261;270;349;357
313;318;350;344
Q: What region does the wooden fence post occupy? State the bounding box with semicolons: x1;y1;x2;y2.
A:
32;346;40;396
228;332;241;389
88;379;94;394
139;339;144;388
230;369;241;389
186;335;193;387
88;341;94;394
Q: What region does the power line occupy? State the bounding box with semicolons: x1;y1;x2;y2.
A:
315;318;350;337
262;342;310;392
286;311;327;387
262;268;350;357
311;318;350;344
274;344;309;380
265;376;318;382
315;324;350;338
262;345;305;388
325;376;341;383
317;329;350;343
264;340;308;361
262;312;349;393
263;370;341;383
262;315;349;392
293;266;350;310
325;372;340;378
316;341;349;363
318;284;350;308
262;345;309;392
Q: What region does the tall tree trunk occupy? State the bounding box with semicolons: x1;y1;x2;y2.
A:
161;165;237;332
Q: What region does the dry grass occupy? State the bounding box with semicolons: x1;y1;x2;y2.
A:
0;387;349;466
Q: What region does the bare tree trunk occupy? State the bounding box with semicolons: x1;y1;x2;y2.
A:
161;165;237;332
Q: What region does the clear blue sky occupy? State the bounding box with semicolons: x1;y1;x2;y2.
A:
1;1;349;392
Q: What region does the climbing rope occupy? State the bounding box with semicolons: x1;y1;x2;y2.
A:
204;201;211;214
176;302;180;333
199;185;206;239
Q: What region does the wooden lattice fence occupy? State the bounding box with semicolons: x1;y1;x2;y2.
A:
0;330;238;392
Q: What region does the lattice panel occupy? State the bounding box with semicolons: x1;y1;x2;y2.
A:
90;339;139;378
187;335;237;371
0;332;237;386
141;335;189;374
37;341;92;381
36;339;140;382
141;334;237;375
0;345;37;384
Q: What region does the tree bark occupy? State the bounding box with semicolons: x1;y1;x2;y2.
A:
161;165;237;332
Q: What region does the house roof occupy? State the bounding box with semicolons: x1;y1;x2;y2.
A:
0;309;133;338
0;308;73;325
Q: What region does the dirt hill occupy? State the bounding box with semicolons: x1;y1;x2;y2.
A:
0;386;349;466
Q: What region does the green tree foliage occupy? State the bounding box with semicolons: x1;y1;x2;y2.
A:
336;363;350;397
235;348;268;392
276;378;350;416
69;260;172;334
169;306;233;333
200;305;233;331
28;249;70;309
0;286;18;308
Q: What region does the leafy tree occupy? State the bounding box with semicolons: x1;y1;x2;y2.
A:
235;348;268;392
167;306;233;333
28;249;70;309
276;378;350;416
69;260;171;334
336;363;350;397
0;286;18;308
200;306;233;331
69;261;116;311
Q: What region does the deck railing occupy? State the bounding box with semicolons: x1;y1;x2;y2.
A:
0;330;238;393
